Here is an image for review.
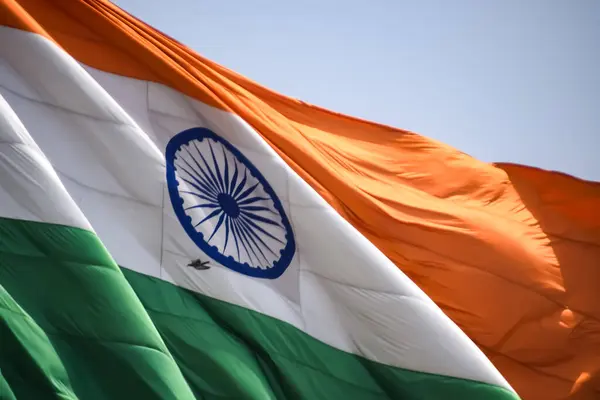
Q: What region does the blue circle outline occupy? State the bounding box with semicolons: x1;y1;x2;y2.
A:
165;127;296;279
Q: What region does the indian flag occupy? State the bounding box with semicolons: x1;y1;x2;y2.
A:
1;1;598;400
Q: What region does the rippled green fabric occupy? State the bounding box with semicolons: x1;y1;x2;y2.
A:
0;217;518;399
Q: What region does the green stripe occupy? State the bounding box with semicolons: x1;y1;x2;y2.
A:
123;270;518;400
0;217;519;399
0;284;76;400
0;217;194;400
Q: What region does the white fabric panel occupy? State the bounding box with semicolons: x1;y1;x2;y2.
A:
300;270;492;374
0;26;513;391
0;94;90;230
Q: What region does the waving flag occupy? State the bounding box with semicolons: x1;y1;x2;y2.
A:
1;1;598;399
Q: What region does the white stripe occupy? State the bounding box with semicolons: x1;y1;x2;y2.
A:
0;93;90;231
0;26;513;391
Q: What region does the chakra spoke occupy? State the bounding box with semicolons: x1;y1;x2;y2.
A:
236;218;264;266
236;220;270;263
232;170;248;199
232;219;257;266
207;212;226;243
222;147;231;195
240;210;282;228
237;196;270;206
184;146;221;195
194;208;223;228
193;141;224;194
239;205;276;214
176;156;219;197
228;159;239;196
235;182;259;202
239;214;285;245
184;203;220;211
179;175;218;202
222;215;231;253
228;217;241;262
238;219;278;257
208;141;226;194
180;190;218;204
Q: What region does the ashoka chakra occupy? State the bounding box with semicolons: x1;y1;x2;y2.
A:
165;127;295;279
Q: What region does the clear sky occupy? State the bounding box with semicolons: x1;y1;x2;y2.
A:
113;0;599;181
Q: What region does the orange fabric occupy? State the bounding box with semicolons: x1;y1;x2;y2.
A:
3;1;600;399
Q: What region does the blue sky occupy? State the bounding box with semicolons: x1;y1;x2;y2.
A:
114;0;599;181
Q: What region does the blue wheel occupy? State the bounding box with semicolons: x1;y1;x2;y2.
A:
165;127;296;279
